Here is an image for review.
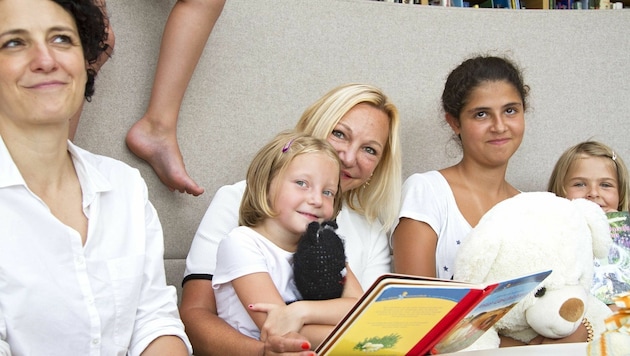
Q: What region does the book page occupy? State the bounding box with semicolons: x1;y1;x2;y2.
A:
431;269;552;354
319;284;476;355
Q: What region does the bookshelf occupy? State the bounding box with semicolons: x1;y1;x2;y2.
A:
417;0;540;7
384;0;628;8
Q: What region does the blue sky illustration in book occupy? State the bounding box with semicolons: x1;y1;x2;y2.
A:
377;287;471;303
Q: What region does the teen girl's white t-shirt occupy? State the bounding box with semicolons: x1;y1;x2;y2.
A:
397;170;472;280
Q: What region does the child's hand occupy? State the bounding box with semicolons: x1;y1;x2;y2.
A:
250;302;306;342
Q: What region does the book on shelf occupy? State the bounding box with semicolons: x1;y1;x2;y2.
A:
493;0;512;7
592;211;630;305
554;0;573;8
316;270;552;356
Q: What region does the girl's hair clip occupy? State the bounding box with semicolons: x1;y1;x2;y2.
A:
282;139;295;153
612;151;617;161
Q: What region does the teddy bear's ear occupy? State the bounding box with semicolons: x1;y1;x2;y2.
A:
571;198;612;259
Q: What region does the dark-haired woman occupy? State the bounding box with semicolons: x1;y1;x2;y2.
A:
0;0;190;354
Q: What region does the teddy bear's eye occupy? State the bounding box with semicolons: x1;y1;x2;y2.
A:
534;287;546;298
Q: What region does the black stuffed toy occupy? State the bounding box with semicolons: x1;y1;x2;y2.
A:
293;220;346;300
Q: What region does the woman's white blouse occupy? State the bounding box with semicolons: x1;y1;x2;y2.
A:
0;138;192;356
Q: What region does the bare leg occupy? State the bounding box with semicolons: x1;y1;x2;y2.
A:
126;0;225;196
69;0;115;140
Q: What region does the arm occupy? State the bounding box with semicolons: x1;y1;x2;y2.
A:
392;218;438;277
255;297;359;348
180;280;314;356
391;172;449;278
180;279;266;355
288;264;362;326
130;191;192;355
294;265;362;346
253;265;363;346
141;336;188;356
499;323;589;347
233;272;291;332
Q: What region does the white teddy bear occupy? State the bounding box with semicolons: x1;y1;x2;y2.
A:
453;192;613;349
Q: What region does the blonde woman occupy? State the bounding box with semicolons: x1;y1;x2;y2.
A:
180;83;402;355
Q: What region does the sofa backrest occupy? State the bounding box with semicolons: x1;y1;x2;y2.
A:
76;0;630;301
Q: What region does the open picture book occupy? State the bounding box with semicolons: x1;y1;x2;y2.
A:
316;270;552;356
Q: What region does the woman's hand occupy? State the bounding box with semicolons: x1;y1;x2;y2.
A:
262;332;316;356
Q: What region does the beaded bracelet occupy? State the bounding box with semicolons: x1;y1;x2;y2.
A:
582;317;594;343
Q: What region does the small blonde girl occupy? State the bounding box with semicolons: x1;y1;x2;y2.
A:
548;140;629;212
212;130;363;348
548;140;630;308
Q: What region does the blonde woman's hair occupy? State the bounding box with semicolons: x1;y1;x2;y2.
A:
294;83;402;231
239;130;343;227
548;140;629;211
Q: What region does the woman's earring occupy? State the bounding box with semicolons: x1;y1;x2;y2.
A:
362;173;373;189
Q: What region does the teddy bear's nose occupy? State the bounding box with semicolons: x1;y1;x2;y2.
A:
559;298;584;322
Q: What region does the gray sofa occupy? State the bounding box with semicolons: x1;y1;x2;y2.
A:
76;0;630;301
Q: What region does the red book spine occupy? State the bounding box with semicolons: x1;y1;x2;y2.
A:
406;283;499;356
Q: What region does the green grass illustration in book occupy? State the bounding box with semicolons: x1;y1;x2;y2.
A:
353;333;401;352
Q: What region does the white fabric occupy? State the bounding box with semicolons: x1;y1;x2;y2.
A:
0;138;192;356
0;309;7;356
185;180;391;290
212;226;301;339
397;170;472;280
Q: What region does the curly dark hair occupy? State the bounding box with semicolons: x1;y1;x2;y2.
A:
442;55;529;121
51;0;110;101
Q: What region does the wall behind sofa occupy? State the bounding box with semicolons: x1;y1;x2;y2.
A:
76;0;630;298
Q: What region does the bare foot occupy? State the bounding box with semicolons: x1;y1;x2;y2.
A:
126;117;204;196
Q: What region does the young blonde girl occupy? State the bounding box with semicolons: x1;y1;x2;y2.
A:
548;140;629;212
212;131;363;349
548;141;630;308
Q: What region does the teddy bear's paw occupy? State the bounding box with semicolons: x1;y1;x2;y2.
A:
462;329;500;351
